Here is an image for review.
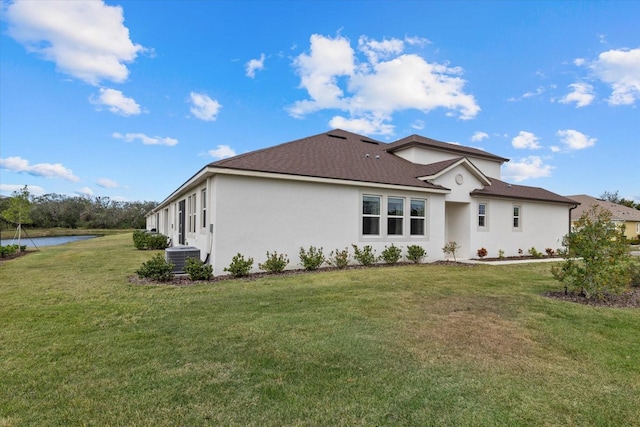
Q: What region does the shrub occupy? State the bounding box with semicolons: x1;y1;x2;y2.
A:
0;244;23;258
136;253;174;282
184;257;213;281
327;247;351;269
406;245;426;264
477;247;488;258
380;244;402;265
629;259;640;288
498;249;505;260
133;230;169;250
442;241;461;262
352;244;377;266
224;253;254;277
545;248;556;257
518;248;524;257
552;205;632;299
299;246;325;271
259;251;290;273
528;247;543;259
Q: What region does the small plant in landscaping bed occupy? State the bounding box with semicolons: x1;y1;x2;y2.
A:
224;253;254;277
136;253;174;282
498;249;505;260
0;244;26;258
184;257;213;281
381;244;402;265
545;248;556;257
518;248;524;257
528;247;543;259
406;245;426;264
442;241;461;262
352;244;378;266
327;247;351;269
299;246;325;271
259;251;290;273
477;247;488;258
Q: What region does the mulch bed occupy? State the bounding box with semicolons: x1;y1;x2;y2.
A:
0;249;34;264
543;288;640;308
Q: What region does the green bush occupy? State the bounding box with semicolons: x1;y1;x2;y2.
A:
352;244;377;266
224;253;254;277
442;241;461;262
299;246;325;271
629;259;640;287
0;244;24;257
380;244;402;265
136;253;174;282
184;257;213;281
133;230;169;250
528;247;543;259
406;245;426;264
552;205;632;299
327;247;351;269
259;251;290;273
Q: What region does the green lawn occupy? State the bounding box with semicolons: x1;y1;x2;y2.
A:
1;233;638;426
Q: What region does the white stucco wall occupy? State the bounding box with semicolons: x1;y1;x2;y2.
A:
208;174;447;274
393;147;502;179
469;198;569;259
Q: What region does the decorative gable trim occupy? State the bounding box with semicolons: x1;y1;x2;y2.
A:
416;157;492;186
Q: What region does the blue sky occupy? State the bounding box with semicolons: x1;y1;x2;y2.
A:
1;0;638;203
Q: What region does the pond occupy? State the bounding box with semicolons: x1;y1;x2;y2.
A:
0;235;99;248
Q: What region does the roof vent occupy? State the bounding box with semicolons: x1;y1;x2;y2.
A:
365;153;370;158
375;155;380;160
361;139;379;145
328;133;347;140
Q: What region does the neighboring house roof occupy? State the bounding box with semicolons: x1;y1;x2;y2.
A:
387;134;510;163
471;178;578;205
566;194;640;221
210;129;448;191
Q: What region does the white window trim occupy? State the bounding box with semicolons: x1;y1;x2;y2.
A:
201;188;207;229
362;194;382;237
410;198;427;237
387;197;405;236
512;204;522;231
477;201;489;231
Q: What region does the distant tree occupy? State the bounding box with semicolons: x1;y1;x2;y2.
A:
552;205;632;299
0;186;33;251
600;190;640;210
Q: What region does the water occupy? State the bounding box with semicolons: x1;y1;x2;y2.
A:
0;235;98;248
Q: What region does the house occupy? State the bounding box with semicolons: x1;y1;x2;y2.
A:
567;194;640;240
146;129;577;274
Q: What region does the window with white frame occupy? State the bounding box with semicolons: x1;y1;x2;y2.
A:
201;188;207;228
410;199;426;236
478;203;487;228
387;197;404;235
362;195;381;235
188;193;196;233
512;204;521;230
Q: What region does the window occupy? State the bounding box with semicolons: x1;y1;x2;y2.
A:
201;189;207;228
478;203;487;228
513;205;521;230
410;199;426;236
362;195;381;235
387;197;404;235
187;193;196;233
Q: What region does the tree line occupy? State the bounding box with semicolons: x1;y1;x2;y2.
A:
0;187;156;230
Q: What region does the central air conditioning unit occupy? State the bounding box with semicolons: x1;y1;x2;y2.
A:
165;246;201;273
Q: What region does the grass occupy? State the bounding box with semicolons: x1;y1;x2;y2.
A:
1;233;639;426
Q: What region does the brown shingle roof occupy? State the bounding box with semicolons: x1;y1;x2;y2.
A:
387;134;510;163
566;194;640;221
471;178;578;205
210;129;448;190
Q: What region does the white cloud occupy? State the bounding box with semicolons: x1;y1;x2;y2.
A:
0;156;80;181
556;129;596;151
112;132;178;146
559;82;595;107
574;58;586;66
502;156;554;182
288;34;479;135
90;88;141;116
76;187;94;196
511;131;541;150
471;131;489;142
97;178;120;188
189;92;222;121
591;48;640;105
246;53;265;78
5;0;145;85
411;120;425;130
0;184;45;196
329;115;395;136
208;145;236;160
